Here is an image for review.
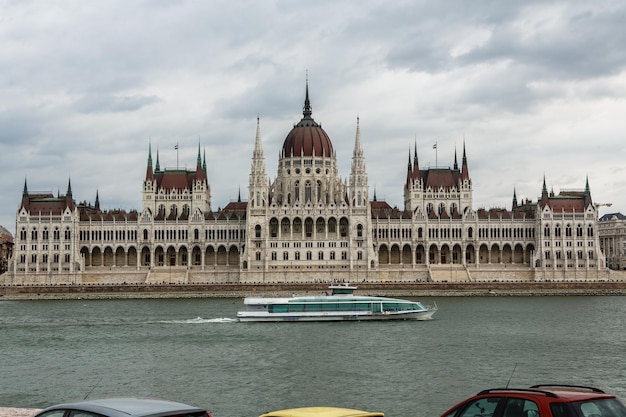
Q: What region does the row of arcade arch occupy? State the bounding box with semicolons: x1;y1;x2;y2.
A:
377;243;536;265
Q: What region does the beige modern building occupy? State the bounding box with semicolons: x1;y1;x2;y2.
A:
6;83;610;285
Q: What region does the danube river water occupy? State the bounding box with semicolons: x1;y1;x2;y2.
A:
1;296;626;417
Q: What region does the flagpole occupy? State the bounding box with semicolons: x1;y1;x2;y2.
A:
176;143;179;169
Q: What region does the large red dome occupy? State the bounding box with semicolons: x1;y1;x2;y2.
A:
281;85;334;158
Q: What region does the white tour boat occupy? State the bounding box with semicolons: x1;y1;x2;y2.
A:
237;285;437;322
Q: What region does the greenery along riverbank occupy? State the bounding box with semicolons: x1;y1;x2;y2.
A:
3;281;626;300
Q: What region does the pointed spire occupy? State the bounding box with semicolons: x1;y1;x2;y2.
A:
67;178;72;196
585;174;590;194
542;174;548;195
512;187;518;208
238;187;241;203
155;148;161;171
197;141;202;167
23;177;28;196
202;148;207;173
412;142;421;181
406;148;413;186
95;189;100;210
461;141;469;180
453;146;458;170
146;142;154;180
303;72;312;119
373;188;377;202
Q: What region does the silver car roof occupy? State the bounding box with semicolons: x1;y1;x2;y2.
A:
36;397;206;417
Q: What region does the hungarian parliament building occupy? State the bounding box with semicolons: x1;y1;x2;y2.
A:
7;84;610;284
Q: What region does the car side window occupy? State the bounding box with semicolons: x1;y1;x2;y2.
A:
36;411;66;417
458;398;502;417
503;399;540;417
69;411;105;417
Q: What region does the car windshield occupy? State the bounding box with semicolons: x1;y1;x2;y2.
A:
551;399;626;417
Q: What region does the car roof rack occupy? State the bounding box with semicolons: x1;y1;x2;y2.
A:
529;385;605;393
477;388;559;398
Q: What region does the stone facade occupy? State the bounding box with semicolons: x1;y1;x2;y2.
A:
598;212;626;270
6;83;609;285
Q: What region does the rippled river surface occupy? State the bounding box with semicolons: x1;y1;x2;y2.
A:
1;296;626;417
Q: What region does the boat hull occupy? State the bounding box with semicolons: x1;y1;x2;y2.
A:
237;309;437;322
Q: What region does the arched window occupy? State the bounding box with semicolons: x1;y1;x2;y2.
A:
317;181;322;202
555;224;561;237
64;228;71;240
426;203;434;214
357;224;363;238
31;228;38;240
438;203;446;215
544;226;550;237
143;229;149;240
294;181;300;202
305;181;312;203
255;224;262;238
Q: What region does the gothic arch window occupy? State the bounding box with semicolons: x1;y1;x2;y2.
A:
555;224;561;237
587;225;594;237
418;227;423;238
293;218;302;234
357;191;362;206
64;228;71;240
357;224;363;238
426;203;434;214
255;224;262;238
576;224;583;237
305;218;314;238
339;218;349;237
194;229;199;240
20;229;26;240
31;228;38;240
544;226;550;237
317;180;322;202
316;218;325;234
468;227;473;239
158;204;166;217
566;224;572;237
305;181;312;203
54;228;60;240
270;218;279;238
281;218;291;234
42;228;49;240
294;181;300;202
143;229;149;240
450;203;458;214
170;205;178;217
328;218;337;234
438;203;446;215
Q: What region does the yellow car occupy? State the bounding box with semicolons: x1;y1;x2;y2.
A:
259;407;384;417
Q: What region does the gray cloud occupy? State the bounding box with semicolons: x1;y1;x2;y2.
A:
1;0;626;231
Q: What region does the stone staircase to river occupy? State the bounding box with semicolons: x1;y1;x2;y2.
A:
145;268;188;284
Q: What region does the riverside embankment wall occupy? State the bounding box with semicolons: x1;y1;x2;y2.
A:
3;281;626;300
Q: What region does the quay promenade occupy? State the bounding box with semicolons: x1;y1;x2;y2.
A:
3;279;626;300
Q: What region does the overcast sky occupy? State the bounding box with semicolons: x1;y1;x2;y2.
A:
1;0;625;233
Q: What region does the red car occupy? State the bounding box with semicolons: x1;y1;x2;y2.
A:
441;385;626;417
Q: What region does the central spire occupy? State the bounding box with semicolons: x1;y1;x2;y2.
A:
303;72;312;119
